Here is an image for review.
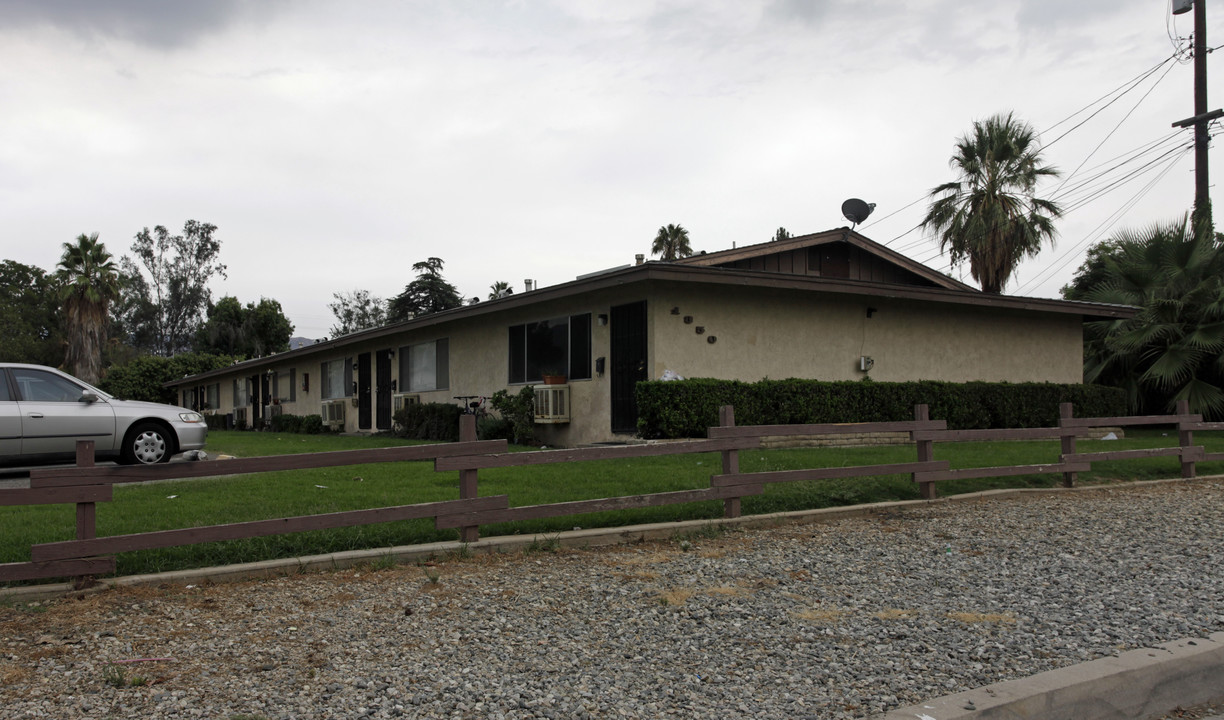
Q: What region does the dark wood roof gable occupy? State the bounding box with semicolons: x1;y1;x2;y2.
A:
675;228;976;291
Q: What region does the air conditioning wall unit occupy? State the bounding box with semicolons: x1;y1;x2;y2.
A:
234;407;248;428
392;393;421;413
533;384;570;424
321;399;346;429
262;403;284;429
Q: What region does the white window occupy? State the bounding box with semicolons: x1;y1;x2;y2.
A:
205;383;220;410
275;369;296;402
321;359;351;399
400;339;449;392
233;378;250;407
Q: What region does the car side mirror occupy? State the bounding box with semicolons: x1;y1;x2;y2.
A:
80;390;99;404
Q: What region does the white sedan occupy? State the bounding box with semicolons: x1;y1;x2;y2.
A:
0;363;207;466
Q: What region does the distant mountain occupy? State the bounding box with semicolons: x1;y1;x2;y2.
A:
288;336;319;350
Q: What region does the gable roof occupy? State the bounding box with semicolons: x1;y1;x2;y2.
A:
675;227;977;292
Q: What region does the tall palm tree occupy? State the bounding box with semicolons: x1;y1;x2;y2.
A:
651;224;693;261
488;281;514;300
1077;218;1224;418
56;233;121;384
922;113;1062;294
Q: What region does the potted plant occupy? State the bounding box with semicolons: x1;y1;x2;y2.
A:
541;367;567;384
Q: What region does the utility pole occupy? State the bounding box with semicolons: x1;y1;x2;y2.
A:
1173;0;1223;233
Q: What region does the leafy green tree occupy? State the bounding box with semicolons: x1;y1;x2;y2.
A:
56;233;121;384
772;227;792;242
328;289;386;336
922;112;1062;294
194;296;293;357
243;297;293;355
488;281;514;300
651;224;693;261
100;352;238;404
0;260;63;367
1066;217;1224;418
122;220;227;356
387;257;464;322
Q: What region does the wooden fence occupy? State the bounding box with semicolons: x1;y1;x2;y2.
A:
2;401;1221;586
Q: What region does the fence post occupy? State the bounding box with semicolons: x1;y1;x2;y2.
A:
719;405;741;518
74;440;98;590
913;404;936;500
457;415;480;543
1060;403;1077;488
74;441;96;541
1177;398;1196;479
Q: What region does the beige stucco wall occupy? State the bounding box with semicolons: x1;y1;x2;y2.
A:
181;279;1084;449
647;283;1083;384
189;284;655;445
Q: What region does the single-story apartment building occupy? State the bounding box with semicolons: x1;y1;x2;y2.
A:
167;228;1134;446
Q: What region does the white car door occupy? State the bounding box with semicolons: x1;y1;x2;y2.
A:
12;367;117;457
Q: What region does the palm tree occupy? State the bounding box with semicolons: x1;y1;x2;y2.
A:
922;113;1062;294
488;281;514;300
1074;218;1224;418
56;233;121;384
651;224;693;261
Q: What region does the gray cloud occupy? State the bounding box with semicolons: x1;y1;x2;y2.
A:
1015;0;1136;30
0;0;278;49
764;0;836;25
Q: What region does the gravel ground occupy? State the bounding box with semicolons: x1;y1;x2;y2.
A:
3;480;1223;720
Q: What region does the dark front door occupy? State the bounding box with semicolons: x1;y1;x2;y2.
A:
375;349;392;431
250;375;262;427
357;352;372;430
610;300;648;434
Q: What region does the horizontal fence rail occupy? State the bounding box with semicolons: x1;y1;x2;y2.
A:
29;440;508;488
1;401;1218;586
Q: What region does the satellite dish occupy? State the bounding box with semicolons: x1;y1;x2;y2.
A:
841;198;876;227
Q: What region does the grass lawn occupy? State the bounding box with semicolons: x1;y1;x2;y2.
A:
3;428;1221;581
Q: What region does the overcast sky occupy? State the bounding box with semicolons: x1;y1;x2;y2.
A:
0;0;1215;339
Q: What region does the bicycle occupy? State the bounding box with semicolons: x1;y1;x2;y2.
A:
453;395;489;421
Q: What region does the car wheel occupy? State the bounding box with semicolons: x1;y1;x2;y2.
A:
120;422;176;465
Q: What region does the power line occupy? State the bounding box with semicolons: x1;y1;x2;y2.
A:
859;196;926;233
863;53;1182;259
1051;130;1184;201
1057;140;1193;214
913;140;1193;288
1043;53;1176;147
1014;144;1193;295
1049;57;1179;196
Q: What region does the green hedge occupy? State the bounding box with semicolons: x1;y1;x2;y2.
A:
267;413;327;434
635;378;1127;438
392;402;463;442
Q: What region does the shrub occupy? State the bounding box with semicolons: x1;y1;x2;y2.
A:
268;413;303;434
477;415;514;441
635;378;1127;438
299;414;324;434
489;387;535;445
203;413;229;431
393;402;462;442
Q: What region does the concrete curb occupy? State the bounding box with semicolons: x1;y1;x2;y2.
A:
3;475;1220;604
874;632;1224;720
